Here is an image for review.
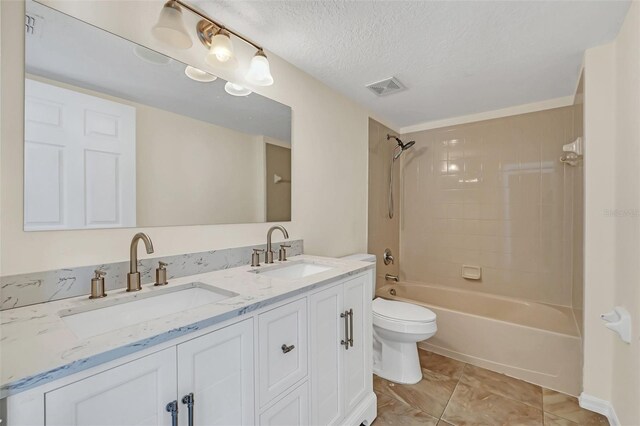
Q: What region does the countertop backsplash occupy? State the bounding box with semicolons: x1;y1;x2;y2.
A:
0;239;303;310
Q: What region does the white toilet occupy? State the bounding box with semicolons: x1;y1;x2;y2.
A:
341;254;437;385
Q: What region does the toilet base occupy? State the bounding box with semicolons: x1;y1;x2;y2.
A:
372;330;424;384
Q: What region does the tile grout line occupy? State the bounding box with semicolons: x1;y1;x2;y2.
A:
438;362;467;425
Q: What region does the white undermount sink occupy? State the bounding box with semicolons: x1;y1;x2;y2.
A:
60;283;237;339
253;261;334;279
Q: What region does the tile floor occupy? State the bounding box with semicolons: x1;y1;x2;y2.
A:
373;349;609;426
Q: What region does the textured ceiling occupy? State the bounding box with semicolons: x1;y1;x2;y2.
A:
194;0;630;128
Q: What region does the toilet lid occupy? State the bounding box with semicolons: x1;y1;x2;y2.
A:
372;297;436;323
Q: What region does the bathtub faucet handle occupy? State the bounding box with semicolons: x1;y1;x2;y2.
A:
385;273;399;282
383;248;395;265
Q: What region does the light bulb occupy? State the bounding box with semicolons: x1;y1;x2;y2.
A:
224;82;252;97
184;66;217;82
206;29;234;65
245;50;274;86
152;1;193;50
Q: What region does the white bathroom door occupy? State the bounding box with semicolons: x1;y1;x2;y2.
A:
24;78;136;230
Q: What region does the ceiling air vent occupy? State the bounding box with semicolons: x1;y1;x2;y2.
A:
366;77;406;97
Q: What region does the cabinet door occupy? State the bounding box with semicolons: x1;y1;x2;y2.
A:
259;382;309;426
177;318;254;426
258;298;308;407
309;284;343;425
343;275;372;414
45;348;176;426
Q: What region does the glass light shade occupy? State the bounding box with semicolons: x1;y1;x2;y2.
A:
184;66;217;82
245;52;274;86
206;31;234;64
224;82;252;97
152;1;193;49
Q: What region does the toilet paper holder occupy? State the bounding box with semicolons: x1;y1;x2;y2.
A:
601;306;632;344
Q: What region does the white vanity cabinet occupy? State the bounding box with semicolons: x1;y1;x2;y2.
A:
309;274;373;426
45;347;178;426
177;318;255;426
44;318;254;426
3;269;375;426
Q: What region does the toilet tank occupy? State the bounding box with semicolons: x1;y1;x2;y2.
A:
341;253;376;297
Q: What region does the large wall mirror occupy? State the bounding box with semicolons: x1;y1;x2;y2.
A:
23;1;292;231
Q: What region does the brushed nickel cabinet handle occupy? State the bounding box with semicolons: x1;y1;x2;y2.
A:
340;311;350;350
181;393;194;426
281;343;295;353
166;400;178;426
348;308;354;348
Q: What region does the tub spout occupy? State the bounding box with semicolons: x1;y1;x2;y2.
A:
385;274;399;282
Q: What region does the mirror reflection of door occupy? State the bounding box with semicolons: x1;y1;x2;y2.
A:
265;143;291;222
24;79;136;230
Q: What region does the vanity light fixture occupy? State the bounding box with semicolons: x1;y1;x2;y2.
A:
246;49;274;86
152;0;274;86
184;65;217;82
224;82;252;97
208;28;234;63
151;0;193;49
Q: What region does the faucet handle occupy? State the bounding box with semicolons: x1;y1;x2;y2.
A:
252;249;264;267
278;244;291;262
90;270;107;299
155;261;169;286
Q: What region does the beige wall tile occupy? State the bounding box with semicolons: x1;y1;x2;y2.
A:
399;106;581;306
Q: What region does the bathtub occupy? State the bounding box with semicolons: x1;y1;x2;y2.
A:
376;282;582;395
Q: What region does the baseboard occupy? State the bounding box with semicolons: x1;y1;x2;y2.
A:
342;391;377;426
579;393;620;426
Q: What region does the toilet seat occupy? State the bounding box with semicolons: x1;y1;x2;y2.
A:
372;298;437;334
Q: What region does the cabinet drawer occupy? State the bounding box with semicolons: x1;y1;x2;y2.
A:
258;298;308;406
259;382;309;426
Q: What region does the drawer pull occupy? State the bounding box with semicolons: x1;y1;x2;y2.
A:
340;311;350;350
347;308;354;348
281;343;295;354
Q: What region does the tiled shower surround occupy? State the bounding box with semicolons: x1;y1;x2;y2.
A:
400;106;583;307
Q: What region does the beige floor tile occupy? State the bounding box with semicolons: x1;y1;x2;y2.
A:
437;421;455;426
542;389;609;425
544;412;579;425
374;393;439;426
374;371;458;418
442;382;544;426
419;350;466;380
460;364;543;409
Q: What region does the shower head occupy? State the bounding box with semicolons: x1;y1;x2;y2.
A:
388;134;415;160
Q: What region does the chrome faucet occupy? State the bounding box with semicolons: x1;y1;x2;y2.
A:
266;225;289;263
385;273;399;282
127;233;154;292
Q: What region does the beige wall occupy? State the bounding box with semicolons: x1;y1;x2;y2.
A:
611;4;640;422
582;3;640;424
399;107;580;306
0;0;387;276
136;106;265;226
367;118;399;288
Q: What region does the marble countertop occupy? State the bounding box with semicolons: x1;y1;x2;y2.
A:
0;255;373;398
